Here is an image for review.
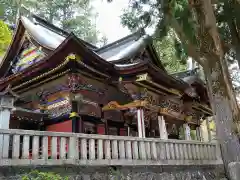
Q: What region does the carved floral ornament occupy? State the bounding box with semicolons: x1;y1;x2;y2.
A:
135;73;182;96
102;98;199;123
66;53;81;62
67;73;105;95
102;100;148;111
102;99;179;113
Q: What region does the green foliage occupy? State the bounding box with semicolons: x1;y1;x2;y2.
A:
21;170;68;180
120;0;188;73
119;0;240;66
153;30;187;73
0;20;12;57
178;127;196;140
109;167;125;180
190;130;196;140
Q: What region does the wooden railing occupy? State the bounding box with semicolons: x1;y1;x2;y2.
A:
0;129;223;166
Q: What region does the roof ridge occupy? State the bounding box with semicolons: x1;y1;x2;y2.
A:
96;29;145;53
31;15;98;50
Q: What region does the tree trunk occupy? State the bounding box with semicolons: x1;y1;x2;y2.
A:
204;57;240;169
170;0;240;172
192;0;240;168
235;45;240;69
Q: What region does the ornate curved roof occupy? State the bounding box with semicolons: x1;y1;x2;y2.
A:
17;16;157;71
97;31;150;62
106;35;149;61
0;14;209;104
21;17;65;50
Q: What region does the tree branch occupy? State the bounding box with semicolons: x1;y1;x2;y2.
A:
169;16;205;66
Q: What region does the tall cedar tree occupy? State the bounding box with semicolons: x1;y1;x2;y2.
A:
108;0;240;172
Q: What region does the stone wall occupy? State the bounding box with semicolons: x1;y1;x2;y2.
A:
0;165;227;180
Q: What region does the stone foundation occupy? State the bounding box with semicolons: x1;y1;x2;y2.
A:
0;165;227;180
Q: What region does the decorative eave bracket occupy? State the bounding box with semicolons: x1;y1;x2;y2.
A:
135;73;182;96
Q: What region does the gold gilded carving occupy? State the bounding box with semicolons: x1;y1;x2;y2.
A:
119;77;123;82
103;101;119;110
69;112;79;118
184;115;193;122
39;105;47;110
159;108;168;113
66;53;81;62
136;73;150;81
102;100;148;111
169;89;182;96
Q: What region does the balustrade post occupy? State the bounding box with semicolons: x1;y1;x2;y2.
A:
169;142;175;159
132;141;139;159
69;137;78;160
80;138;87;159
159;142;166;160
139;141;146;160
60;137;67;159
183;143;189;160
41;136;48;160
174;143;180;159
150;142;157;160
111;140;118;159
195;144;200;160
51;137;58;159
165;142;171;160
145;141;151;159
191;144;197;160
89;139;95;160
207;144;211;160
187;143;193;160
199;144;204;159
178;143;184;160
126;141;132;159
12;135;20;159
119;140;125;159
32;136;39;159
2;134;9;158
22;135;30;159
104;140;111;159
97;139;103;159
211;144;216;159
